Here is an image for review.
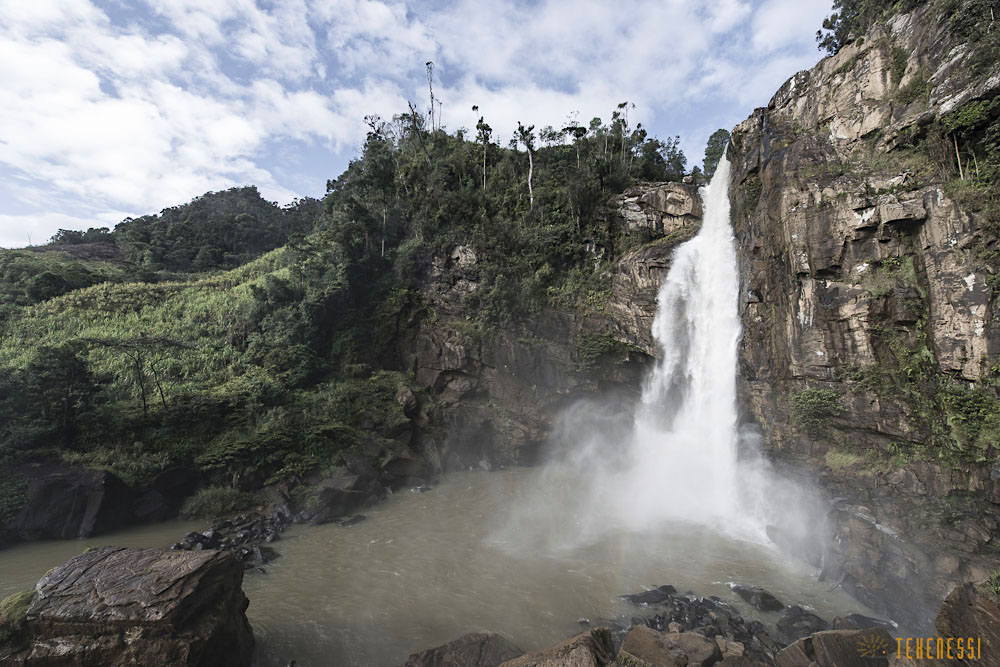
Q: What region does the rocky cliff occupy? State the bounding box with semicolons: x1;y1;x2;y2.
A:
398;182;702;469
727;1;1000;630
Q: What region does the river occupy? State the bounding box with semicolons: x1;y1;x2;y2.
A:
0;468;882;666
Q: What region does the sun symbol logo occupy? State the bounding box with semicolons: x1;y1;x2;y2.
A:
856;633;890;658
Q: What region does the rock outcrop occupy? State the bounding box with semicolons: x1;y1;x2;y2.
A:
0;546;254;667
727;0;1000;629
934;579;1000;665
399;183;702;467
402;632;524;667
2;462;135;548
500;627;615;666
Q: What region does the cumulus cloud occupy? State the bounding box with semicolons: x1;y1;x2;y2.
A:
0;0;833;247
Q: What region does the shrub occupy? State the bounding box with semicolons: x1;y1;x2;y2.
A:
0;590;33;645
180;486;260;519
790;388;844;438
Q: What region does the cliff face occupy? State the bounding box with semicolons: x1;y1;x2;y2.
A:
398;183;702;469
727;2;1000;629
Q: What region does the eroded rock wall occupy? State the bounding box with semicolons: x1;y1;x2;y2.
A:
399;183;702;469
727;2;1000;630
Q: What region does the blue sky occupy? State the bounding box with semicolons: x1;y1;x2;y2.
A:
0;0;832;248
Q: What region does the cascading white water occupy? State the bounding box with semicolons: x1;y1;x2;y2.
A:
496;154;822;554
622;154;745;529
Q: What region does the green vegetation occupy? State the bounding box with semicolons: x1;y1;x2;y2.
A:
113;187;321;272
180;487;261;519
703;129;731;178
825;449;864;470
0;472;28;526
890;44;909;85
740;174;762;218
0;100;693;498
576;334;636;373
0;590;33;646
816;0;923;54
988;571;1000;598
894;72;931;107
858;256;920;297
790;388;844;438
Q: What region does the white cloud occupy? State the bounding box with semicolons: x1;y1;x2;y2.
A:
0;0;834;247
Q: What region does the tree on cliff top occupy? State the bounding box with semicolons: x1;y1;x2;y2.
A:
703;129;730;178
816;0;923;54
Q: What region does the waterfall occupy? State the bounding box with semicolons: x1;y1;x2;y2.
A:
497;155;822;553
621;155;745;529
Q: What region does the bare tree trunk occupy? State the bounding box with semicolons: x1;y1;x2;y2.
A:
954;134;965;180
381;206;386;257
527;149;534;208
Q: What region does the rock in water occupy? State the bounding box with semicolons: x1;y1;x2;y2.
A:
774;628;893;666
731;584;785;612
402;632;523;667
618;625;722;666
935;580;1000;665
500;628;615;666
776;605;829;643
0;546;254;666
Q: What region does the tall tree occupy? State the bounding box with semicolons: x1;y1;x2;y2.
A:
703;129;731;178
515;122;536;208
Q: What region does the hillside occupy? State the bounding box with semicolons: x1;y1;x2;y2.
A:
0;108;694;542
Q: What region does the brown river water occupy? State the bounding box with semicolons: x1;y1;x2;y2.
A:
0;469;881;666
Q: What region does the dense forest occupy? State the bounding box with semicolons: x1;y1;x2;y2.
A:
0;103;709;519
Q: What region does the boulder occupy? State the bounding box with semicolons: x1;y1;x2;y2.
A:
307;467;384;524
775;628;894;667
0;546;254;666
622;584;677;606
731;585;784;612
402;632;523;667
10;463;135;541
617;625;688;666
776;605;829;642
934;580;1000;665
831;613;895;631
500;628;615;666
617;625;724;666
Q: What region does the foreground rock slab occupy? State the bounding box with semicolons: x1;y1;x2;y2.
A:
934;580;1000;665
0;546;254;667
775;628;893;667
402;631;523;667
500;628;615;667
618;625;721;666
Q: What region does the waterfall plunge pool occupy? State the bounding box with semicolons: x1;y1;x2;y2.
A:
0;468;882;666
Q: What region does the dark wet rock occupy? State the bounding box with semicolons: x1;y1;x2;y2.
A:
934;579;1000;664
617;625;688;666
831;613;895;631
338;514;367;526
622;584;677;606
7;463;134;543
776;606;829;643
0;546;253;666
172;510;290;573
500;627;615;666
402;632;523;667
306;467;385;525
731;585;784;612
618;587;781;664
764;526;822;570
775;628;893;667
